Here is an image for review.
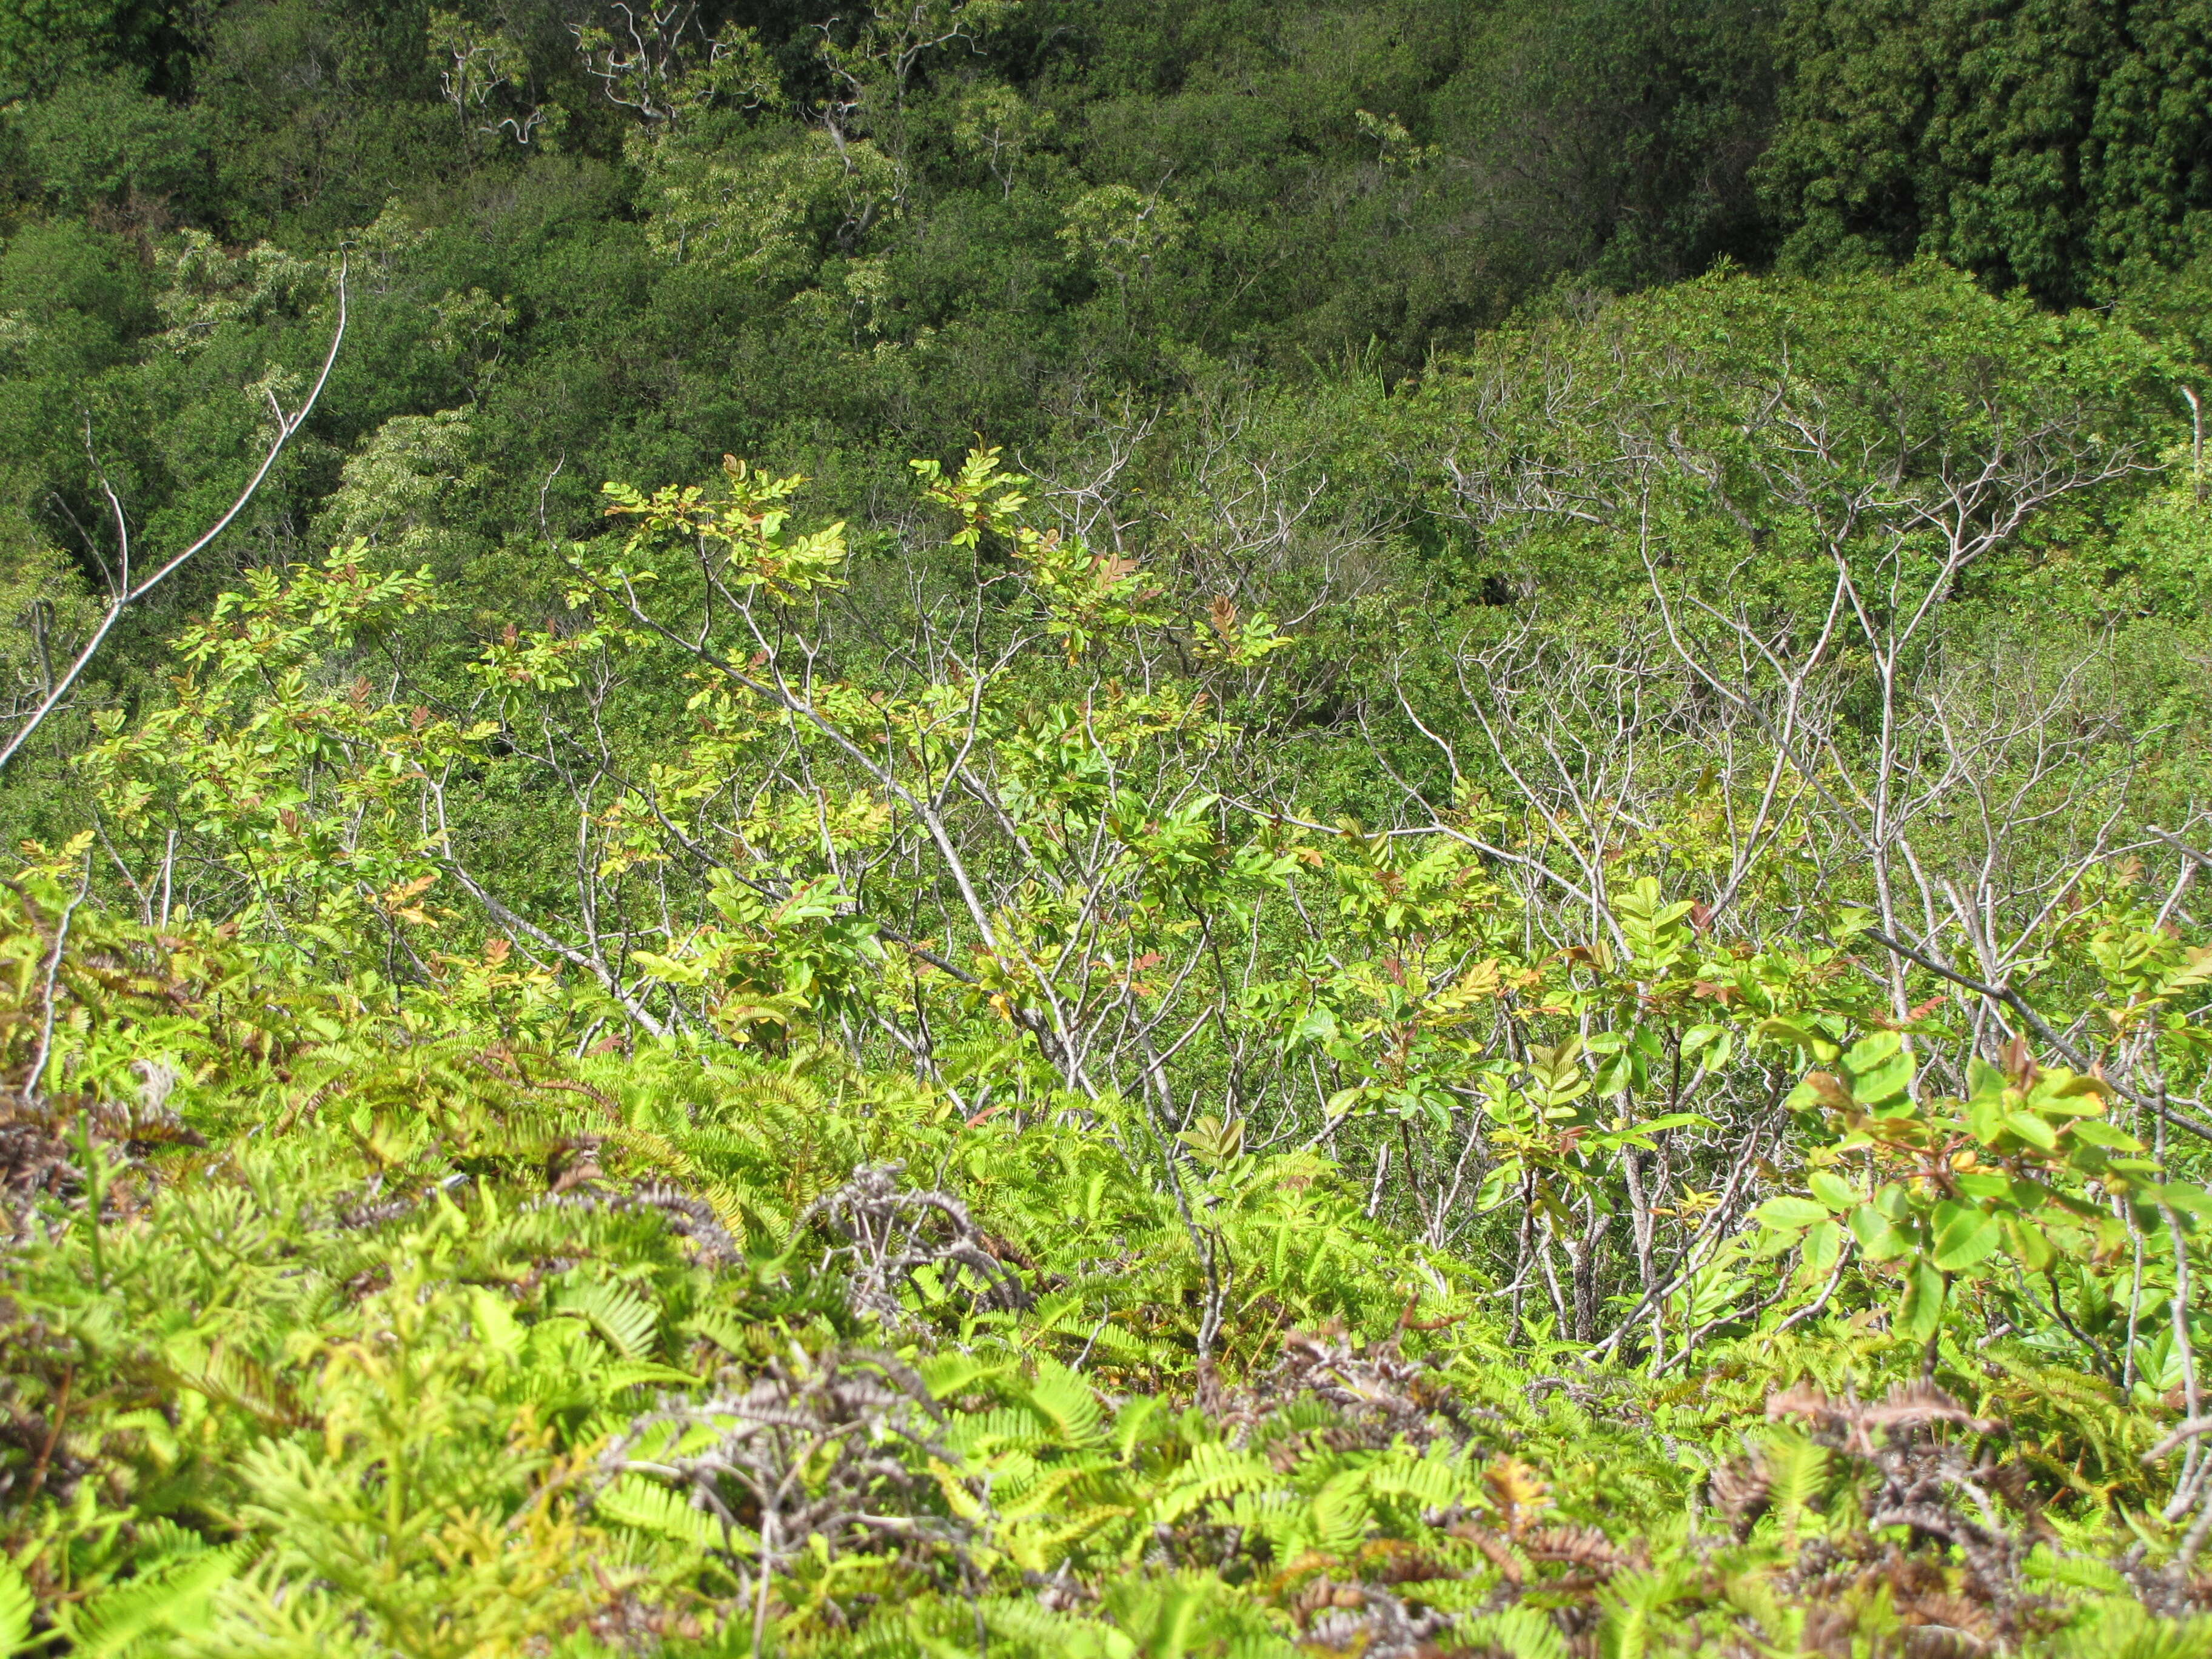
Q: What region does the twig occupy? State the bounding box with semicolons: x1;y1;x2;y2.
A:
25;856;91;1099
1858;926;2212;1146
1769;1250;1851;1340
0;257;350;773
1584;1097;1782;1362
2143;1416;2212;1464
2147;826;2212;870
23;1365;73;1501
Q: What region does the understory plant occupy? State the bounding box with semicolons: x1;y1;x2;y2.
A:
1;423;2210;1655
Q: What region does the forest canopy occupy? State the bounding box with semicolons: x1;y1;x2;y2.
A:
8;4;2212;1656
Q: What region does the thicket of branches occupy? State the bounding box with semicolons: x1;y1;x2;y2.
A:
4;251;2212;1653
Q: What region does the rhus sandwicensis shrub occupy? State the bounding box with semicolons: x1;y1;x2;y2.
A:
0;871;1501;1655
10;369;2212;1651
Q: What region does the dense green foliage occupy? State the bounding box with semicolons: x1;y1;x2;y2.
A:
5;830;2212;1657
3;0;2211;762
12;2;2212;1655
1763;0;2212;301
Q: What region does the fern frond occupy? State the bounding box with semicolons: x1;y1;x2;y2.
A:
61;1542;251;1657
551;1277;662;1358
0;1558;32;1659
1455;1606;1568;1659
594;1474;732;1552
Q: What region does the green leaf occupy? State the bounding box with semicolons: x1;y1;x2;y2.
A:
1473;1162;1521;1213
2033;1071;2113;1113
1808;1171;1860;1213
626;948;709;987
2002;1214;2056;1273
1968;1093;2009;1147
1755;1196;1830;1232
1759;1017;1840;1063
1952;1170;2014;1202
1681;1022;1734;1071
1843;1033;1903;1074
2068;1120;2144;1152
2145;1183;2212;1218
1801;1219;1843;1276
1955;1176;2026;1203
1847;1204;1912;1261
1931;1202;2001;1273
1899;1261;1946;1343
1594;1051;1637;1097
1846;1038;1912;1107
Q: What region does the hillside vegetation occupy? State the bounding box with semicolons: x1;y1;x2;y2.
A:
7;5;2212;1657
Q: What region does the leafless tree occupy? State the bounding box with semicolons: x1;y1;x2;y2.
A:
0;261;349;775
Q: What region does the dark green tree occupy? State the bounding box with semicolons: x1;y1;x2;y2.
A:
0;0;195;98
1761;0;2212;302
